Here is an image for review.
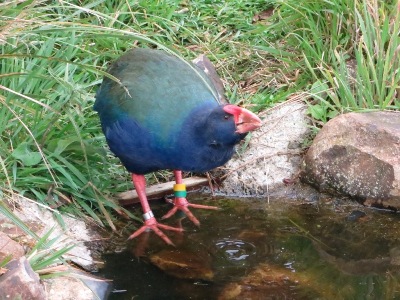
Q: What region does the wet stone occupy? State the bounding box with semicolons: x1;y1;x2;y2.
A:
218;263;319;300
149;249;214;281
346;210;367;222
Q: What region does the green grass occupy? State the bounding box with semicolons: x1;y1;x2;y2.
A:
268;0;400;122
0;0;399;242
26;227;74;278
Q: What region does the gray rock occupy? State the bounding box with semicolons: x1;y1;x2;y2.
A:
0;256;45;300
218;100;318;200
150;249;214;281
1;196;98;271
44;270;111;300
0;198;104;299
301;111;400;208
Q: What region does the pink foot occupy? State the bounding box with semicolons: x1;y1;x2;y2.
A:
128;213;183;246
162;197;219;226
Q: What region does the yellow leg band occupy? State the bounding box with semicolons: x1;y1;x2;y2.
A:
173;184;186;191
173;184;187;197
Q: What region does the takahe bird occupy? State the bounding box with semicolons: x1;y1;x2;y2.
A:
94;48;262;245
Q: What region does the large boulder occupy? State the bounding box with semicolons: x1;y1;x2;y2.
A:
301;111;400;208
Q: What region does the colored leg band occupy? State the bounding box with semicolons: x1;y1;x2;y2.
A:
173;184;187;198
174;190;187;197
143;211;154;221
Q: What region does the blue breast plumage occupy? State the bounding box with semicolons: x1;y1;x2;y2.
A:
94;48;244;174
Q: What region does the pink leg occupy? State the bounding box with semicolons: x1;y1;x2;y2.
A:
162;170;219;226
128;174;182;245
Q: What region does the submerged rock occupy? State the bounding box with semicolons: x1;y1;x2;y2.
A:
218;262;319;299
149;249;214;281
301;111;400;209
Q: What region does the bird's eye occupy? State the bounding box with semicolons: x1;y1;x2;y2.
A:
224;114;230;120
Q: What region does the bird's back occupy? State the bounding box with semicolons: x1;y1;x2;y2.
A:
94;48;219;141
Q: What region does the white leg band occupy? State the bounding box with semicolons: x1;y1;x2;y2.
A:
142;211;154;221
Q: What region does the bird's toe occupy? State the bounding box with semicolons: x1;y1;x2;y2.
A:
128;217;182;245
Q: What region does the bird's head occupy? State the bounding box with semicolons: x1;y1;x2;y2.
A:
199;104;262;148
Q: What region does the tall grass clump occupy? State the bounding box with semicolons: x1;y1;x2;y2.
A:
0;0;156;228
269;0;400;123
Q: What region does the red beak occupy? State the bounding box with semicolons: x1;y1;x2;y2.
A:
223;104;262;134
